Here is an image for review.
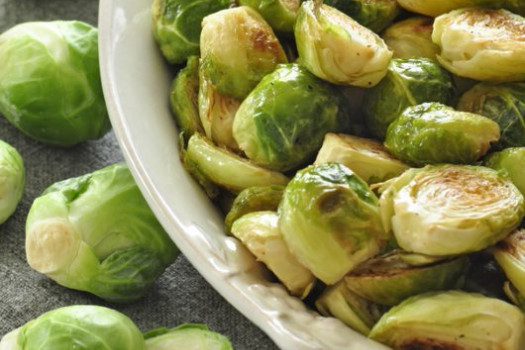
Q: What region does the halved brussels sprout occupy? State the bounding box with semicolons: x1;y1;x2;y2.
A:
200;6;287;99
144;324;233;350
369;291;525;350
432;8;525;82
152;0;229;64
238;0;300;32
397;0;523;17
384;102;500;166
314;133;408;184
458;83;525;149
294;1;392;87
382;17;439;60
233;64;347;172
279;162;385;284
0;140;24;224
362;58;455;140
493;229;525;299
485;147;525;197
231;211;316;298
379;164;525;256
25;163;179;303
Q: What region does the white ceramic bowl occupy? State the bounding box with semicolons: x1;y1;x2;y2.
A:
98;2;388;349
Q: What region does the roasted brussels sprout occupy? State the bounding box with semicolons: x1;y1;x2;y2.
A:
493;229;525;300
152;0;229;64
369;291;525;350
145;324;233;350
25;163;179;303
200;6;287;99
378;165;525;256
294;0;392;87
233;64;347;172
432;8;525;82
362;58;455;139
384;103;500;166
0;140;24;224
0;21;110;146
382;17;439;60
397;0;523;17
458;82;525;149
279;163;385;284
238;0;300;32
485;147;525;197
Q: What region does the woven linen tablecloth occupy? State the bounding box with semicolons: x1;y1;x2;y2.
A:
0;1;278;349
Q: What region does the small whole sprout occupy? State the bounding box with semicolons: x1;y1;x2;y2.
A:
294;0;392;88
0;21;111;146
384;102;500;166
397;0;522;17
151;0;229;64
25;163;179;303
0;140;24;224
382;17;439;60
314;133;408;184
144;324;233;350
458;82;525;149
0;305;145;350
432;8;525;82
484;147;525;197
238;0;300;33
379;165;525;256
362;58;455;140
369;291;525;350
493;229;525;300
200;6;288;99
278;162;385;285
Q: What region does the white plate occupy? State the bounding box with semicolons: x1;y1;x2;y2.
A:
98;1;388;349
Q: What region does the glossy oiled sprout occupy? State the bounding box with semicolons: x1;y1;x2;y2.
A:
238;0;300;32
144;324;233;350
378;165;525;256
493;229;525;300
384;102;500;166
432;8;525;82
369;291;525;350
458;82;525;149
314;133;408;184
0;140;24;224
294;0;392;88
382;17;439;60
279;162;385;284
231;211;316;298
485;147;525;197
200;6;287;99
397;0;524;17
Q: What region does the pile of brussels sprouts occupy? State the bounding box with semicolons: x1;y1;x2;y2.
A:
154;0;525;347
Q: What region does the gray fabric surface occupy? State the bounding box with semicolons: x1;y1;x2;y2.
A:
0;1;278;349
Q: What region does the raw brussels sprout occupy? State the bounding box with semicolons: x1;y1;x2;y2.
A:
493;229;525;299
384;102;500;166
152;0;229;64
432;8;525;82
314;133;408;184
0;21;110;147
278;162;385;284
238;0;300;32
378;165;525;256
233;64;347;172
485;147;525;197
0;305;145;350
362;58;455;140
382;17;439;60
458;83;525;149
0;140;24;224
321;0;399;33
200;6;287;99
294;1;392;88
369;291;525;350
231;211;316;298
144;324;233;350
25;163;179;303
344;251;469;306
397;0;520;17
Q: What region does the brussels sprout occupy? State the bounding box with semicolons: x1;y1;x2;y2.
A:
200;6;287;99
144;324;233;350
432;8;525;83
0;305;145;350
278;163;385;284
397;0;519;17
344;251;469;306
382;17;439;60
231;211;316;298
184;133;289;194
493;229;525;300
485;148;525;197
238;0;300;33
315;280;383;335
25;163;179;303
314;133;408;184
369;291;525;350
294;1;392;88
152;0;229;64
0;21;110;147
384;103;500;166
321;0;399;33
362;58;455;140
233;64;347;172
0;140;24;224
458;83;525;149
379;164;525;256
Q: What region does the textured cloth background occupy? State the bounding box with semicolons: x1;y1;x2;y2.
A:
0;1;278;348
